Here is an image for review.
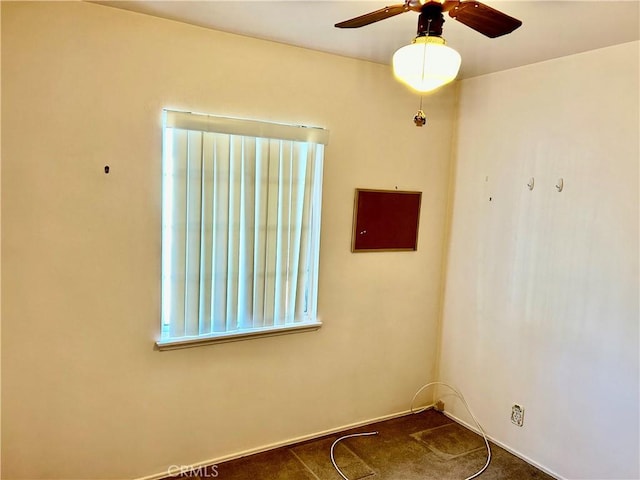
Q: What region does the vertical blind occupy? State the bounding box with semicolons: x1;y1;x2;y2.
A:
161;110;327;340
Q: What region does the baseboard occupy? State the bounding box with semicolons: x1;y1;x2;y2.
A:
136;406;433;480
442;411;565;480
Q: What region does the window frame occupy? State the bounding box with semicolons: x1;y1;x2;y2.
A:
156;110;328;351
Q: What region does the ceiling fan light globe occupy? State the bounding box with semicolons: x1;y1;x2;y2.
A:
392;37;461;93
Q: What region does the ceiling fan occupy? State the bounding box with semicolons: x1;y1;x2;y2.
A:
335;1;522;123
335;0;522;104
335;0;522;39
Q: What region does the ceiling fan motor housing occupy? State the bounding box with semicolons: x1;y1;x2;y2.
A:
418;3;445;37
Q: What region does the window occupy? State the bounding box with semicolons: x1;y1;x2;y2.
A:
157;110;328;350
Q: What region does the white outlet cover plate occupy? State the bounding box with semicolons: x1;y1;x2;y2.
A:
511;404;525;427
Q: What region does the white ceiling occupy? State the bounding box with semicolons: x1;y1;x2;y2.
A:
96;1;639;78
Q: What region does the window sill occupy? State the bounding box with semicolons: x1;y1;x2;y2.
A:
155;321;322;351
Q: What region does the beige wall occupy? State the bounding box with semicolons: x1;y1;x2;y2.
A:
439;41;639;479
0;2;456;478
0;4;3;474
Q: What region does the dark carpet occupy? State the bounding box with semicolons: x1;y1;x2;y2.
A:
164;410;555;479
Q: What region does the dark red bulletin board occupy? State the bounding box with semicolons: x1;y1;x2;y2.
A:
351;188;422;252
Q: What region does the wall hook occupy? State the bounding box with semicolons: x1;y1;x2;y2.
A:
527;177;535;191
555;178;564;192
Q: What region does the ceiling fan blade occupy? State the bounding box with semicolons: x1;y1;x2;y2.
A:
335;4;409;28
448;1;522;38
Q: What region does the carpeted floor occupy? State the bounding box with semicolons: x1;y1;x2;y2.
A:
164;410;555;479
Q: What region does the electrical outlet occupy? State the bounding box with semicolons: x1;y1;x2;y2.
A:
511;404;524;427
